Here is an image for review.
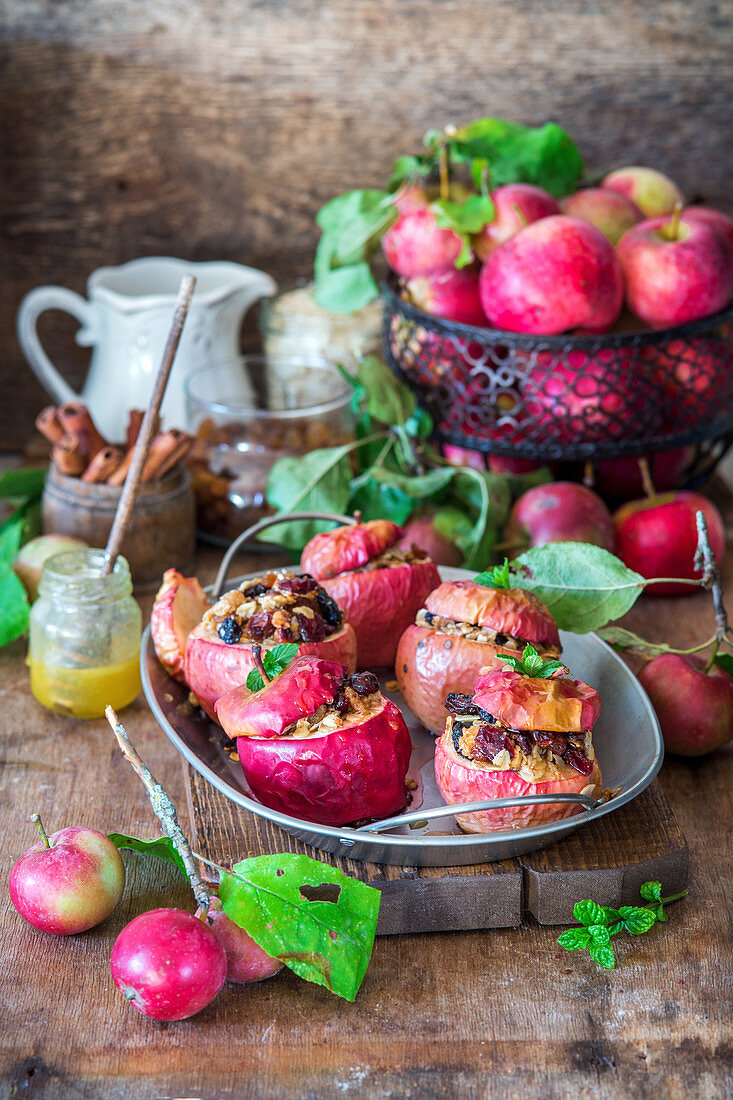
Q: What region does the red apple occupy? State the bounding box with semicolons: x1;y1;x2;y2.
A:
196;896;283;984
638;653;733;756
602;166;684;217
560;187;643;245
442;443;487;471
681;206;733;261
507;482;616;551
614;491;725;595
473;183;560;261
111;908;227;1020
151;568;211;683
396;513;463;568
382;207;463;278
617;215;733;328
405;266;488;326
479;216;624;335
301;520;440;668
395;580;561;733
488;455;544;475
10;822;125;935
594;448;693;500
13;535;87;603
221;657;412;825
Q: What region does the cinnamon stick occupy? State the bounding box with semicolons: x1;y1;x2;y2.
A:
127;409;160;450
81;446;125;484
57;402;107;462
105;448;134;487
52;434;86;476
141;430;192;483
35;406;65;445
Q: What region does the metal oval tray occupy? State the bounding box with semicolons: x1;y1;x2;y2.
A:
141;567;663;867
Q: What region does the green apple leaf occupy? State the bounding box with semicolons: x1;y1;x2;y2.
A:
348;473;416;526
596;626;685;656
449;118;583;197
356;355;417;427
220;852;380;1002
713;653;733;678
313;262;379;314
510;543;646;633
0;467;47;500
107;833;187;875
264;442;360;551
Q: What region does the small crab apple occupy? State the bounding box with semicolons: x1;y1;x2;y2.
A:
681;206;733;260
639;654;733;756
382;207;464;278
560;187;643;245
473;183;560;261
601;166;684;218
9;815;125;935
195;896;283;984
111;908;227;1021
405;266;488;326
507;482;616;552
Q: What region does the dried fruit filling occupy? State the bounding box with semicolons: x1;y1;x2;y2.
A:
416;609;561;656
203;571;344;647
352;545;430;573
282;671;383;739
445;694;594;777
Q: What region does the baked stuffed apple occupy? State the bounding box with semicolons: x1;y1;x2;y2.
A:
300;519;440;669
434;650;602;833
183;571;356;719
215;655;412;826
395;580;561;733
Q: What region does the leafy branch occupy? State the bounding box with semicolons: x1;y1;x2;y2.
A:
558;880;687;969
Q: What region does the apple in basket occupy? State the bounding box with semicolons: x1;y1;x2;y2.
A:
215;656;412;827
300;519;440;669
151;569;356;718
434;653;603;832
559;187;643;246
601;166;683;218
395;578;561;734
473;183;560;261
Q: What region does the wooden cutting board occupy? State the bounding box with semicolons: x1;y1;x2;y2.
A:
186;769;688;933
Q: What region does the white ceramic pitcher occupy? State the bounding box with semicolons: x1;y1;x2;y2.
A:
17;257;277;440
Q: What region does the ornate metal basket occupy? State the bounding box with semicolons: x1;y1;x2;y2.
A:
383;277;733;482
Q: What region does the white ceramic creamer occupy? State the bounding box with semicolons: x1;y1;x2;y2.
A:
17;257;277;439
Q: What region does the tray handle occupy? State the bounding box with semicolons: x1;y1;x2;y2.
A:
354;792;601;835
212;511;356;599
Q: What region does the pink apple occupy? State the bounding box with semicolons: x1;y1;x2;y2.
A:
602;166;683;217
560;187;643;245
617;215;733;328
594;448;693;500
9;822;125;935
681;206;733;260
196;896;283;984
507;482;616;551
639;654;733;756
473;184;560;261
614;491;725;595
13;535;87;603
405;266;488;326
441;443;487;471
396;513;463;568
479;216;624;335
111;908;227;1020
382;207;463;278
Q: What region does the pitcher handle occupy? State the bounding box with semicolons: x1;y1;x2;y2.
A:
16;286;96;406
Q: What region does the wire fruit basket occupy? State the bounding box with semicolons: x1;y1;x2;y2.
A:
383;277;733;481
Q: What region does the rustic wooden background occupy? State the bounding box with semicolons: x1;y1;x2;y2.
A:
2;0;732;451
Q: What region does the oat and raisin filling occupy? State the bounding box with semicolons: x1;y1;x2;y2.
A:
415;609;561;657
445;692;594;777
350;545;429;573
202;571;343;647
281;672;382;739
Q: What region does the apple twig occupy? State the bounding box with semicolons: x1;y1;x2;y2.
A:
105;707;211;912
694;511;728;670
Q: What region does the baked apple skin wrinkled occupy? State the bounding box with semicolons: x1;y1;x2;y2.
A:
301;520;440;669
150;569;211;683
434;664;602;833
396;581;561;733
183;570;357;720
221;655;412;826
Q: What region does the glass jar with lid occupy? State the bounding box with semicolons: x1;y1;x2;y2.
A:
29;548;142;718
260;282;383;384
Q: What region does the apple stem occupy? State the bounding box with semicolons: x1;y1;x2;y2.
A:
638;457;657;501
582;461;595;488
30;812;52;848
353;510;362;525
438;143;450;202
104;707;211;913
662;202;683;242
693;510;728;672
251;644;271;685
512;202;529;230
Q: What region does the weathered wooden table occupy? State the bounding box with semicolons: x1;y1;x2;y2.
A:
1;543;731;1099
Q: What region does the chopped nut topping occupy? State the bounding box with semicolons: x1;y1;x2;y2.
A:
416;608;561;657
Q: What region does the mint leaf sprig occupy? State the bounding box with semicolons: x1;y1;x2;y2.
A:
558;881;688;969
246;643;299;692
499;643;567;679
474;557;512;589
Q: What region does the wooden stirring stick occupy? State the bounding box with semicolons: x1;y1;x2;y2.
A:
101;275;196;576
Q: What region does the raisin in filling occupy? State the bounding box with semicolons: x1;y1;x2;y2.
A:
209;570;343;646
284;672;382;737
352;545;429;573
